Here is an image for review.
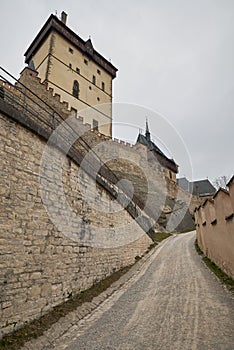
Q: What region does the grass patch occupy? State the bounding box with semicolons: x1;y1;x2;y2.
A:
0;265;132;350
195;239;234;294
176;228;195;234
151;231;171;243
194;239;203;255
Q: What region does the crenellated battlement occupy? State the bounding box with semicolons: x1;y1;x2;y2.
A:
0;66;192;232
0;68;148;156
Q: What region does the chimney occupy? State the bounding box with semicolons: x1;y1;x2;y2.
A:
61;11;67;25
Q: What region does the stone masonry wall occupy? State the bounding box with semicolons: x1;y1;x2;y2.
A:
0;67;197;235
0;111;152;337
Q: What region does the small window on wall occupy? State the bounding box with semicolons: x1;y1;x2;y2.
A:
69;63;72;69
101;82;105;91
73;80;79;98
169;171;172;179
92;75;96;84
84;59;88;65
93;119;99;131
76;67;80;74
97;69;101;75
69;48;74;54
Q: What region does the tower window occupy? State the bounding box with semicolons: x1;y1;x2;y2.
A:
101;82;105;91
84;59;88;65
76;67;80;74
72;80;79;98
97;69;101;75
93;119;99;131
69;63;72;69
97;97;100;101
69;48;74;54
92;75;96;84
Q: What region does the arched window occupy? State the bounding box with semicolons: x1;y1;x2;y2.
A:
73;80;79;98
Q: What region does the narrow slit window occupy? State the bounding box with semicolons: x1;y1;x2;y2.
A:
93;119;99;131
73;80;79;98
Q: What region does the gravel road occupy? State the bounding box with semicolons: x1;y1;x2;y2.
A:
54;231;234;350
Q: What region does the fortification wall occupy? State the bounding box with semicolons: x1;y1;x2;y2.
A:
0;67;198;234
194;178;234;278
0;110;152;337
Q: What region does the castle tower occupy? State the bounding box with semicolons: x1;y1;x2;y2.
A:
24;12;118;137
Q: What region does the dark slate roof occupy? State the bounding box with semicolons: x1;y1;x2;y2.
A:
177;177;216;196
136;133;165;157
24;14;118;78
191;179;216;196
177;177;189;191
136;132;178;173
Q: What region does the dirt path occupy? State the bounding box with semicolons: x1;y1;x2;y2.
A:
51;231;234;350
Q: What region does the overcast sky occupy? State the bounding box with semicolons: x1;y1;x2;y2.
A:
1;0;233;182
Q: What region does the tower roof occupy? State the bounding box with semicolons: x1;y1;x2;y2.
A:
136;123;178;173
24;14;118;78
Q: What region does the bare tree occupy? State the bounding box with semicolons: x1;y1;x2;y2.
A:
213;175;229;190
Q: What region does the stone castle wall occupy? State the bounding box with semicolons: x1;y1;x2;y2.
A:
195;178;234;278
0;64;204;337
0;68;183;227
0;110;152;337
0;67;199;235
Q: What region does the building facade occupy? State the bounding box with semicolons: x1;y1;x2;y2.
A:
24;12;118;137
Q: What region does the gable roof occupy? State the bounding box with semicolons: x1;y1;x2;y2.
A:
191;179;216;196
177;177;189;191
136;125;178;173
136;133;165;157
24;14;118;78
